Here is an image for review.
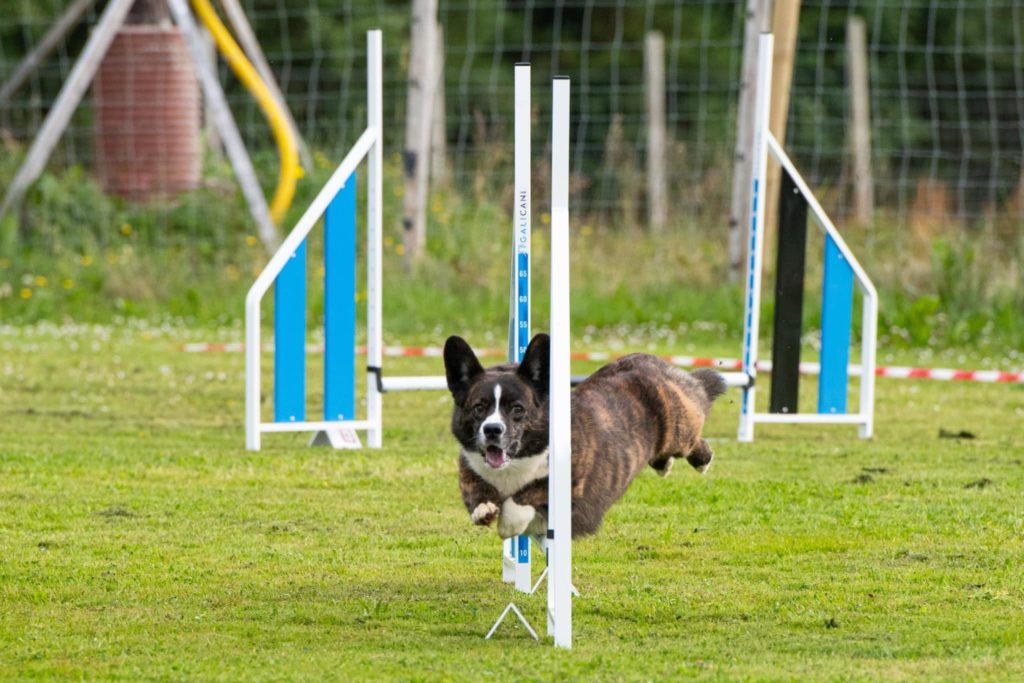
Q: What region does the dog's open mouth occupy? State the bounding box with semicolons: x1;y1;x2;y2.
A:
484;446;508;469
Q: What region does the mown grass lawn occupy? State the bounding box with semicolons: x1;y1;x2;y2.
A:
1;324;1022;681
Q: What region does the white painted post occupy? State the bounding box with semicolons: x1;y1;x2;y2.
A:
737;32;774;443
366;30;384;449
548;76;573;650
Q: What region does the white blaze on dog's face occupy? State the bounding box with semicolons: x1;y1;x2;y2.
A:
478;384;509;467
443;335;551;471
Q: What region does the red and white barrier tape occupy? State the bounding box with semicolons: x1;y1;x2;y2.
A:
180;342;1024;384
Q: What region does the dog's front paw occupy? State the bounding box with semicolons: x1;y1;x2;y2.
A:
471;501;499;526
686;439;714;473
497;499;536;539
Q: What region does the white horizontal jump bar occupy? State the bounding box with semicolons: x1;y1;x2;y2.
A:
261;420;376;433
383;371;752;393
752;413;868;425
719;372;750;388
381;376;449;392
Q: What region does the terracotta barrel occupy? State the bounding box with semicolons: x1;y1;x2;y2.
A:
93;26;200;200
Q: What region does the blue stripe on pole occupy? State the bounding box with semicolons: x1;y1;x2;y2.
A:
517;252;529;360
274;241;307;422
818;236;854;414
517;535;529;562
325;172;357;421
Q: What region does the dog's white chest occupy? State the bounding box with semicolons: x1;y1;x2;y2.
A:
462;448;549;499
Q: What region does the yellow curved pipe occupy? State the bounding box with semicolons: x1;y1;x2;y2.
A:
190;0;302;224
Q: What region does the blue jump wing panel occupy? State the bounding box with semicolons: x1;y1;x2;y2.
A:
324;173;357;421
818;236;854;414
274;241;307;422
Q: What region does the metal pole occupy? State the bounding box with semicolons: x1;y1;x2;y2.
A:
548;75;573;650
738;32;774;442
366;30;385;449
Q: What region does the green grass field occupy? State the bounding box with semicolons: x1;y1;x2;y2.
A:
1;323;1022;681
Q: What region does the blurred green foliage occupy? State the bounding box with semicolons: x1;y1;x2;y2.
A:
0;155;1021;353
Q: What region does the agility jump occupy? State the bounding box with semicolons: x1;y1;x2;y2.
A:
243;32;574;647
736;32;878;441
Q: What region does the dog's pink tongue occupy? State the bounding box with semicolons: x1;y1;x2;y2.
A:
485;447;506;469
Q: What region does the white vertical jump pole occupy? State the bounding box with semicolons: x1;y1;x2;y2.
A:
547;75;573;649
857;254;877;438
503;63;533;591
737;32;774;443
366;29;384;448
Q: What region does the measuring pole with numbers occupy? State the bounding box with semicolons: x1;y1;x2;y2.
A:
503;62;533;593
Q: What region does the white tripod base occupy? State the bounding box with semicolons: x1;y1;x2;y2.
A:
309;429;362;449
484;602;539;641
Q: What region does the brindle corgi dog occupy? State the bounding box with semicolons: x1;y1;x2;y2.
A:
444;333;727;539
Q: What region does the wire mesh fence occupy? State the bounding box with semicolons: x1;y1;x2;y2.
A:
1;0;1022;241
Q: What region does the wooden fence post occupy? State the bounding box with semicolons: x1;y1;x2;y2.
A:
0;0;97;105
729;0;773;280
431;21;448;187
201;27;223;156
645;31;667;232
847;15;874;225
764;0;801;244
0;0;135;221
402;0;438;268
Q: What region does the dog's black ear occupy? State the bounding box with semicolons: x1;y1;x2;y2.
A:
444;336;484;403
517;333;550;399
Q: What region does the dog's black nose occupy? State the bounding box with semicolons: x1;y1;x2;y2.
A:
483;423;505;439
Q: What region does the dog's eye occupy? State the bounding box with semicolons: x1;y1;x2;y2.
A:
472;403;487;418
510;404;525;419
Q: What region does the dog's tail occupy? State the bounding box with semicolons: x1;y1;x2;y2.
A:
691;368;728;407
